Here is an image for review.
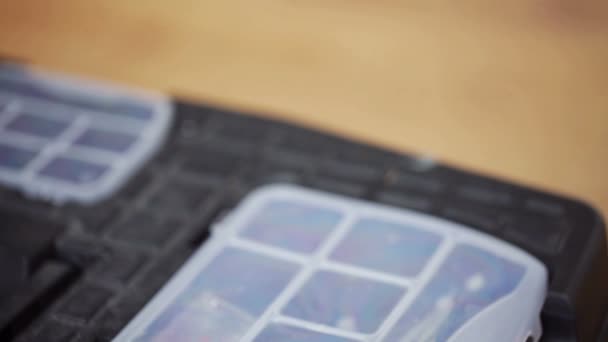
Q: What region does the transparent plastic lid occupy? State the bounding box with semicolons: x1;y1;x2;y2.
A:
0;64;172;204
115;184;548;342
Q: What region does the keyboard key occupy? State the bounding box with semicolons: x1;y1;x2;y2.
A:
244;152;311;183
282;270;404;334
73;128;137;153
277;131;334;158
175;112;208;142
254;324;357;342
5;112;70;139
137;249;192;298
247;168;304;188
74;204;121;233
457;184;512;206
0;142;37;170
29;320;76;342
240;200;343;254
262;153;312;173
215;118;268;142
92;249;145;284
504;213;568;254
181;146;241;178
390;171;443;194
321;159;381;184
146;179;212;216
110;213;179;248
55;236;109;268
119;171;152;199
57;285;113;322
330;218;441;277
95;295;148;341
277;136;318;156
332;144;396;166
525;197;564;217
442;205;503;232
383;244;525;341
38;156;109;184
136;248;299;342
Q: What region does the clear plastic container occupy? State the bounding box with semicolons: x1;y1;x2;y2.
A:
0;64;172;204
115;184;547;342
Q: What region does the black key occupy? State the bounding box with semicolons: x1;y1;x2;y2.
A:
262;150;314;174
181;147;242;178
504;213;570;255
93;294;148;341
277;132;333;158
136;249;191;298
321;158;381;184
75;205;120;234
25;320;75;342
110;213;179;248
389;171;443;194
146;179;212;216
215;117;268;142
55;236;109;268
242;155;309;184
119;172;153;199
242;166;300;185
331;143;396;166
442;205;504;232
525;197;564;217
175;111;209;142
457;184;512;206
92;249;145;284
57;285;112;322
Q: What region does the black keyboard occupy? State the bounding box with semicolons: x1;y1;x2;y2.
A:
1;98;607;342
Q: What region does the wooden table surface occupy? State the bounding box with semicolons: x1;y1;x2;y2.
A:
1;1;607;224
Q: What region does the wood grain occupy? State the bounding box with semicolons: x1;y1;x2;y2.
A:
1;1;607;225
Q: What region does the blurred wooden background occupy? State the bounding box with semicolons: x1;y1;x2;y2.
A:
0;1;607;223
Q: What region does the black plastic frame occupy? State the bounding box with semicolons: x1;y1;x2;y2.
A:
1;97;606;341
